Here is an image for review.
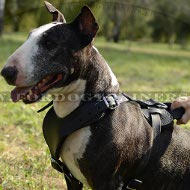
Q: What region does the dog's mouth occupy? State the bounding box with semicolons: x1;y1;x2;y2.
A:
11;74;63;104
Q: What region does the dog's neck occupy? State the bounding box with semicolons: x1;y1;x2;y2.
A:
80;46;119;95
52;45;119;118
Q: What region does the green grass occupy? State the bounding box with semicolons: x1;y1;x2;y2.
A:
0;33;190;189
95;37;190;92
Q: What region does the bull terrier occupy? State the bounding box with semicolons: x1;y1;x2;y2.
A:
1;2;190;190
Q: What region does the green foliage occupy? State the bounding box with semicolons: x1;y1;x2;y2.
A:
150;0;190;46
150;0;177;42
0;33;190;189
3;0;190;45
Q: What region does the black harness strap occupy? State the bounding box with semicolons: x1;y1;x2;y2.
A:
37;101;53;113
41;93;185;190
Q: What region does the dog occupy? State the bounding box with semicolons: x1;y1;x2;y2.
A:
2;2;190;190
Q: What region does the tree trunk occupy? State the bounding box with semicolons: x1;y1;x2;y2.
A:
0;0;5;35
113;25;120;43
112;4;122;43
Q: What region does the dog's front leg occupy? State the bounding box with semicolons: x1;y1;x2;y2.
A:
64;175;83;190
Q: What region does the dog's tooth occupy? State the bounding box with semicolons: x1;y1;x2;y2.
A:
29;90;33;95
71;67;74;74
20;95;25;99
42;79;47;83
46;76;51;80
26;94;31;100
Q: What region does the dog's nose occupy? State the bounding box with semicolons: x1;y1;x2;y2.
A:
1;66;18;85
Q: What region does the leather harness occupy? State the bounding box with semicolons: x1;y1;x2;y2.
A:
40;93;185;190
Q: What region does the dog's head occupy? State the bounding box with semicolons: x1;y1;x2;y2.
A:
1;1;99;104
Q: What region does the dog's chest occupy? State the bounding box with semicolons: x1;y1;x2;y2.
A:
60;126;91;186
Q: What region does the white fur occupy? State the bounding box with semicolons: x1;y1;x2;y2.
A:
31;22;62;37
4;23;62;86
107;64;118;86
53;79;86;118
5;36;38;85
92;45;99;53
61;127;91;187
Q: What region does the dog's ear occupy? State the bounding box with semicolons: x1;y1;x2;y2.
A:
44;1;66;23
73;6;99;42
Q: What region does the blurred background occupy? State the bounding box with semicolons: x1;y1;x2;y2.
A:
0;0;190;189
1;0;190;46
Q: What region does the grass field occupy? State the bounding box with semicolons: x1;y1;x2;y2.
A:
0;33;190;189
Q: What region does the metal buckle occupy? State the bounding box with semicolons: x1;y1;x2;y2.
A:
155;102;168;109
103;94;119;109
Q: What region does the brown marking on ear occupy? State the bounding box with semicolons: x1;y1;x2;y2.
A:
44;1;66;23
78;6;99;38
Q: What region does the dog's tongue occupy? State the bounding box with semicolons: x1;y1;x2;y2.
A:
11;87;32;102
